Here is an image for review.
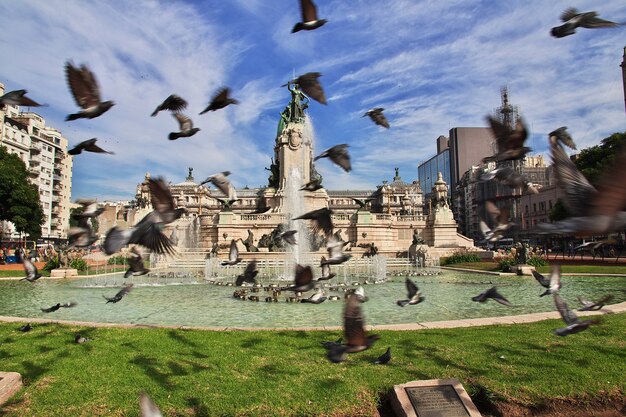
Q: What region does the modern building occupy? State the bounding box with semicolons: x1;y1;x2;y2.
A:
0;82;73;241
418;135;450;202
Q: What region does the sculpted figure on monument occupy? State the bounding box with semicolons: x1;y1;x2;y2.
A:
433;172;449;208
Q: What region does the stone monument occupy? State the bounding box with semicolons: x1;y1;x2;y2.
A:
50;246;78;278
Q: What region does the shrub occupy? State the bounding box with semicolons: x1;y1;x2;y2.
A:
498;258;516;272
527;256;548;268
441;252;481;265
42;256;59;272
69;257;89;271
107;255;127;265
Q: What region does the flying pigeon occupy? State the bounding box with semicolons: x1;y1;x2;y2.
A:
373;347;391;365
201;171;237;201
283;264;315;292
480;167;538;194
151;94;188;117
65;61;115;121
73;199;104;219
199;87;239;114
292;0;327;33
103;211;176;256
148;177;187;224
483;115;530;163
471;286;513;306
236;260;258;286
300;178;324;192
139;392;163;417
314;144;351;172
551;8;619;38
0;89;44;108
221;240;242;266
318;258;336;281
168;112;200;140
41;302;77;313
532;265;562;297
553;293;600;336
21;257;42;283
479;201;512;242
294;207;334;237
577;295;613;311
352;197;375;211
300;289;327;304
348;286;369;303
326;293;380;363
280;230;298;245
68;220;98;249
287;72;327;104
75;334;91;344
397;278;425;307
68;138;114;155
363;108;390;128
103;284;133;304
321;235;351;266
548;126;577;150
124;247;150;278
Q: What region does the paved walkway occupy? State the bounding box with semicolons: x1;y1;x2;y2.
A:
0;302;624;332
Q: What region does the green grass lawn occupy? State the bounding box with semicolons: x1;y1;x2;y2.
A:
445;262;626;275
1;314;624;416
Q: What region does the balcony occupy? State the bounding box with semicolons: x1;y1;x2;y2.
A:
53;174;62;181
30;142;42;153
28;166;40;176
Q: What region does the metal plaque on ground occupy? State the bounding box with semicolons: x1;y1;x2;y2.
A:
390;378;482;417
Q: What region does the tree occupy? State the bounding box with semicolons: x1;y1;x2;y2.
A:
0;146;44;240
574;132;626;186
549;199;570;222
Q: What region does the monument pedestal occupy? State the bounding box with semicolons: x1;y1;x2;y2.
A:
516;264;536;276
50;268;78;278
391;378;482;417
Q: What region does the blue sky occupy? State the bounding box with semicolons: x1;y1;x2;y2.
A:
1;0;625;201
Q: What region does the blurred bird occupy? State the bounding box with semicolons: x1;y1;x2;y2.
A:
318;259;336;281
548;126;577;150
75;334;91;344
472;286;512;307
151;94;187;117
283;264;315;292
65;61;114;121
397;278;425;307
148;177;187;224
363;108;390;128
21;257;42;283
348;286;369;303
19;324;32;332
73;199;104;219
285;72;327;104
321;338;343;349
68;138;114;155
327;293;380;363
68;220;98;249
280;230;298;245
321;235;352;266
553;293;600;336
221;240;242;266
41;302;77;313
373;347;391;365
168;112;200;140
577;295;613;311
314;144;351;172
294;207;334;237
104;211;176;256
352;197;374;212
551;8;619;38
479;201;512;242
201;171;237;201
480;167;538;194
532;265;562;297
124;247;150;278
199;87;239;114
292;0;327;33
483;116;530;163
301;288;327;304
139;392;163;417
0;89;44;108
104;284;133;304
300;178;324;192
236;260;258;286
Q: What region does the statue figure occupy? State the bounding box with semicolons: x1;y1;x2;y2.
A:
211;242;219;256
286;82;309;122
240;229;259;252
58;247;69;269
186;167;194;181
433;172;449;208
265;157;280;189
515;242;527;264
412;229;424;245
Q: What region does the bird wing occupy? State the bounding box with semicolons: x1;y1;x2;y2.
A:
551;142;596;216
532;270;550;288
300;0;319;23
206;173;232;197
173;112;193;130
244;260;257;278
4;90;42;107
163;94;188;112
344;294;367;347
297;73;327;104
549;265;561;291
579;12;618;28
554;293;579;325
84;140;113;154
131;212;176;255
65;62;101;109
211;87;230;106
486;115;512;153
148;177;175;216
228;240;239;263
321;260;330;277
560;7;580;22
588;148;626;217
23;257;38;277
486;286;512;306
294;264;313;287
329;144;351;172
577;296;593;308
139;392;163;417
479;220;492;238
405;278;418;299
115;285;133;299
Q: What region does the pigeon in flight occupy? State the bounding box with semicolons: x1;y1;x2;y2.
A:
0;89;44;108
300;178;324;192
548;126;577;150
148;177;187;224
294;207;334;237
73;199;104;219
480;167;538;194
124;247;150;278
553;293;600;336
283;264;315;292
104;284;133;304
317;258;336;281
41;302;77;313
280;230;298;245
168;112;200;140
326;293;380;363
577;295;613;311
286;72;327;105
472;286;512;306
75;334;91;344
300;289;327;304
236;260;258;286
65;61;115;121
483;116;530;163
321;235;351;266
151;94;188;117
479;201;512;243
373;347;391;365
21;257;42;283
199;87;239;114
201;171;237;201
397;278;425;307
363;108;390;128
221;240;242;266
314;144;351;172
551;8;619;38
68;138;114;155
68;219;98;249
292;0;327;33
352;197;375;212
103;211;177;256
139;392;163;417
532;265;562;297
